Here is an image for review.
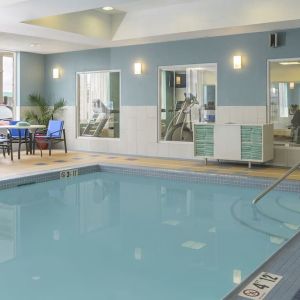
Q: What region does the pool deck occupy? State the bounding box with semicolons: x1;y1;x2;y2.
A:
1;150;300;181
1;150;300;300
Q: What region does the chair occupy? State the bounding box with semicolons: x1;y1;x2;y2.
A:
0;134;13;160
8;120;31;159
33;120;67;156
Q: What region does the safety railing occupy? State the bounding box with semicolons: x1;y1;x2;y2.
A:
252;161;300;205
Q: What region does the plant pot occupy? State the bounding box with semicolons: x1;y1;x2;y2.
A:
35;134;48;150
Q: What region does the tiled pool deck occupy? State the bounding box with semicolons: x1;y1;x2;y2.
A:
1;150;300;300
1;150;300;181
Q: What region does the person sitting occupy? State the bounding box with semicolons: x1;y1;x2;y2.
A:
291;110;300;143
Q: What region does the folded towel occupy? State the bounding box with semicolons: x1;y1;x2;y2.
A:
16;121;30;127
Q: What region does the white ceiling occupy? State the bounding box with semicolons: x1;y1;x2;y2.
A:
1;0;300;54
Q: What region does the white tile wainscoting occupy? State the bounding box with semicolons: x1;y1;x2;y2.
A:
20;105;300;166
21;106;194;159
216;106;267;124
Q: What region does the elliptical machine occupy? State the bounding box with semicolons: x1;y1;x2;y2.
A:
164;93;199;142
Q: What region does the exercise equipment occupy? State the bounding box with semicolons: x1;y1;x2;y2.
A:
164;93;199;141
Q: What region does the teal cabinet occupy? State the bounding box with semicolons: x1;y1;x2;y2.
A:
194;125;214;157
241;126;262;160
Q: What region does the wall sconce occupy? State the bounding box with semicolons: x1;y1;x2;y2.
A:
290;82;295;89
176;76;181;85
233;56;242;69
134;62;142;75
52;68;60;79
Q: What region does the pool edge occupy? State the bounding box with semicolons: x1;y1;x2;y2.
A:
0;162;299;193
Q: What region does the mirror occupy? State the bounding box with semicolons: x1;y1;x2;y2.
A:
159;64;217;142
269;60;300;144
77;71;120;138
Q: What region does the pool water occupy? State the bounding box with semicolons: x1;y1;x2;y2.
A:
0;172;299;300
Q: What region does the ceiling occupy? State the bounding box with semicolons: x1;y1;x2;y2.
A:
1;0;300;54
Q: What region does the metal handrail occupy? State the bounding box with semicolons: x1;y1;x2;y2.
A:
252;161;300;205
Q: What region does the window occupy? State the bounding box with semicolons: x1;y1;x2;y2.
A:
159;64;217;142
0;52;15;119
77;71;120;138
268;59;300;144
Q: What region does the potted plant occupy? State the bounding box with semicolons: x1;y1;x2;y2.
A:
25;94;65;149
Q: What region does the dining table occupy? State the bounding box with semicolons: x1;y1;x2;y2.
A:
0;124;46;160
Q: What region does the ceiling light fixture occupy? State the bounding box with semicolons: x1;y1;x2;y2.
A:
102;6;114;11
279;61;300;65
30;43;40;48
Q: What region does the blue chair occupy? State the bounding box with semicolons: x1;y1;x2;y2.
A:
8;120;31;159
33;120;67;156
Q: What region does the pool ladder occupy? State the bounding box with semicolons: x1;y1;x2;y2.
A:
252;161;300;205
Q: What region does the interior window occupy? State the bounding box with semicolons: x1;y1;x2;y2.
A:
0;52;15;120
269;60;300;144
77;71;120;138
159;64;217;142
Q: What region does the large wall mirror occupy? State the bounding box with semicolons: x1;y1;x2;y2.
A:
77;70;120;138
269;59;300;144
159;64;217;142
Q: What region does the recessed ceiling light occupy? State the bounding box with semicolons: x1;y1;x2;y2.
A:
102;6;114;11
279;61;300;65
30;43;40;48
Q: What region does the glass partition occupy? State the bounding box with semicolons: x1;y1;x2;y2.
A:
159;64;217;142
77;71;120;138
269;59;300;144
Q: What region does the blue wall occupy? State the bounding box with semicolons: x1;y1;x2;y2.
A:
44;48;111;105
21;28;300;107
19;52;45;106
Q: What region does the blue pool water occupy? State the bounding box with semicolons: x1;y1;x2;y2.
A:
0;172;299;300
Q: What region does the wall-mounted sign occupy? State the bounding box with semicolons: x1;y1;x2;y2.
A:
60;169;79;179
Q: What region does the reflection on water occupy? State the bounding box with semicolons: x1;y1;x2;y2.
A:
0;172;299;300
0;204;17;263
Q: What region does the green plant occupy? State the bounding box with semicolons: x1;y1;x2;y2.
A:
25;94;65;126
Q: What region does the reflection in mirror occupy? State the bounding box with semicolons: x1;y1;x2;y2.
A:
269;60;300;144
159;64;217;142
77;71;120;138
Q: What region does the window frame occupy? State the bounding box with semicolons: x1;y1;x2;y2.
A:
0;51;17;119
267;57;300;124
75;69;121;140
157;63;218;143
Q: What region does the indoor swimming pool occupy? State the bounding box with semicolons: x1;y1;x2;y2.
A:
0;170;299;300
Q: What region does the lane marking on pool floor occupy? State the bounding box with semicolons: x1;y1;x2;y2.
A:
238;272;282;300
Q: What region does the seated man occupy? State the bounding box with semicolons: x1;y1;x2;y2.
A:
291;110;300;143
